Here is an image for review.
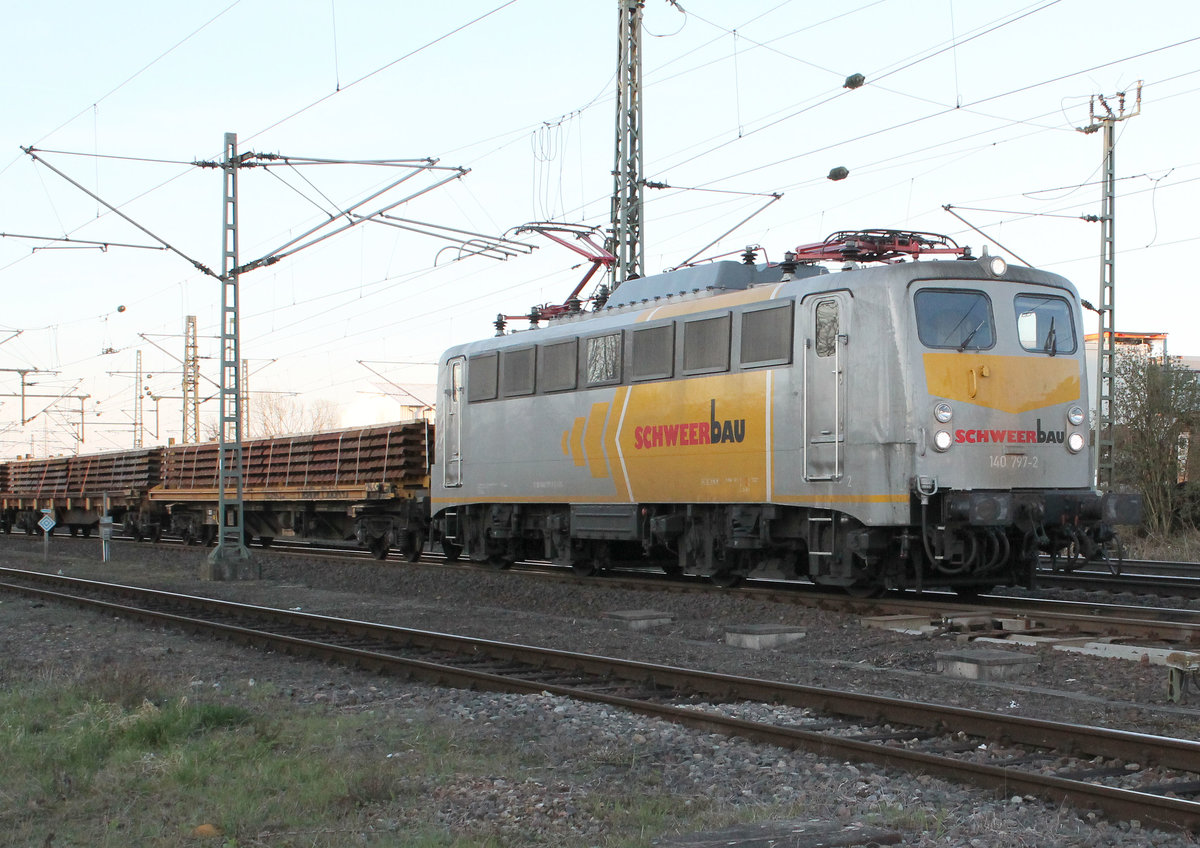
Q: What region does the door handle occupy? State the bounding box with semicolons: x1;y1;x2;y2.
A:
967;365;991;398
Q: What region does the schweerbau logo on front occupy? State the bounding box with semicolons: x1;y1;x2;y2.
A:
633;399;746;450
954;418;1065;445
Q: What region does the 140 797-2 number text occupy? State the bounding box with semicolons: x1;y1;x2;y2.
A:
990;454;1039;469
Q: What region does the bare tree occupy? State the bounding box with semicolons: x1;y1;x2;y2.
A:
251;394;341;437
1112;348;1200;535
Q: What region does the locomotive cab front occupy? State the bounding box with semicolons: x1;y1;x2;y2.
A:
906;256;1140;587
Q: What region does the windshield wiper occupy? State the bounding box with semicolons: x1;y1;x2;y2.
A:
958;320;985;352
1043;317;1057;356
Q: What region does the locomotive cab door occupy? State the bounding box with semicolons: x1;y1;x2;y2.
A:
443;357;465;487
802;292;848;481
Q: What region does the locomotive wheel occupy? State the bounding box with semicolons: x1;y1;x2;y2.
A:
441;540;462;562
844;578;886;598
405;532;424;563
181;529;196;546
709;570;744;588
488;554;514;570
369;538;390;560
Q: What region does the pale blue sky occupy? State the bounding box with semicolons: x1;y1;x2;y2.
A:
2;0;1197;453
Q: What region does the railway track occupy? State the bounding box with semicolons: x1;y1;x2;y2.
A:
1035;567;1200;600
2;565;1199;833
10;532;1200;648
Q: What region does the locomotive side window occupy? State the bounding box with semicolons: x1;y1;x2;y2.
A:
741;302;794;366
467;352;498;402
585;332;623;386
539;340;577;392
682;313;731;374
814;300;839;358
1015;294;1076;355
631;324;674;381
915;289;994;350
501;346;536;397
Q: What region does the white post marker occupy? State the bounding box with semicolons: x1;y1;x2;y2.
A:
38;509;56;563
100;515;114;562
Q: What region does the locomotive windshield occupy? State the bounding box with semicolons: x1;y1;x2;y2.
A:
914;289;994;351
1015;293;1077;355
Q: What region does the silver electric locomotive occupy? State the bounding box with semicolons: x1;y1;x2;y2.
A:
431;230;1140;593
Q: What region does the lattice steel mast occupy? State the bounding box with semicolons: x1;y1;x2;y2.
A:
609;0;645;288
212;131;251;573
133;350;145;449
182;315;200;444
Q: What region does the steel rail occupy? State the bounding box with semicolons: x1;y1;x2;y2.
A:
1;567;1199;832
8;532;1200;645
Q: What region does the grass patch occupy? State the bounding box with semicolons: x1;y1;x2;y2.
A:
0;661;883;846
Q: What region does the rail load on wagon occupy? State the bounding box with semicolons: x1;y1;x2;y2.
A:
0;448;163;537
147;420;433;558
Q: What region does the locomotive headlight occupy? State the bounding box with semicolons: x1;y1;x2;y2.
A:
1067;432;1085;453
933;430;953;452
986;255;1007;276
933;402;953;423
1068;406;1085;426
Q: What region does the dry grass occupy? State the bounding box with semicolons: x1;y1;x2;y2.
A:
1123;526;1200;562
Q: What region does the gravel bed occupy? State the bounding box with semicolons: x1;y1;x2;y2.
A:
3;537;1200;846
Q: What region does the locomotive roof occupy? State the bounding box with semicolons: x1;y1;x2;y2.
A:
446;253;1078;358
604;259;826;309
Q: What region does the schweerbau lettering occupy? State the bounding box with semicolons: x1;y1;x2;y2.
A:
954;418;1066;446
633;399;746;450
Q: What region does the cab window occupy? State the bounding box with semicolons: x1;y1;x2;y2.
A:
915;289;994;350
1015;294;1076;355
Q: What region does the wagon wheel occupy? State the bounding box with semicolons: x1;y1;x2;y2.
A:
441;539;463;562
369;537;390;561
180;529;197;547
405;532;424;563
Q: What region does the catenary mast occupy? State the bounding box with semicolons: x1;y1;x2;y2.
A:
609;0;645;289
